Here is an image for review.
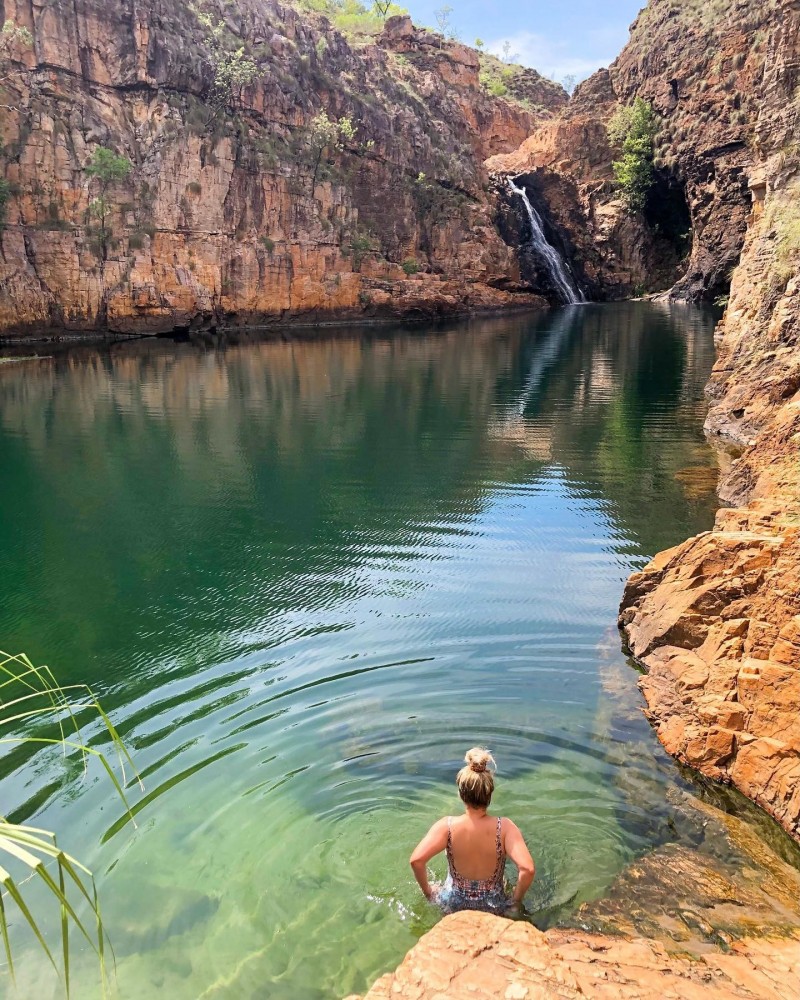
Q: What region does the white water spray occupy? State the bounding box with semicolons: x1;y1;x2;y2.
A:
507;176;584;305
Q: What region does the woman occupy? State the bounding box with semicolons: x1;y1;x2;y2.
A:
410;747;535;916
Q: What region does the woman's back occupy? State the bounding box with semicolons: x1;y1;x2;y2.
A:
409;747;535;916
447;814;504;881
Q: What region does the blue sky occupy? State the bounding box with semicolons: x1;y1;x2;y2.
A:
400;1;646;82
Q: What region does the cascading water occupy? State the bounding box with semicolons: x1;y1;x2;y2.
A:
507;176;585;305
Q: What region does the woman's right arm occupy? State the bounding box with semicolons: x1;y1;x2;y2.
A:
504;819;535;906
409;818;449;901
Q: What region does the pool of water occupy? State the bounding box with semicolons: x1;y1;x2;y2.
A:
0;303;727;998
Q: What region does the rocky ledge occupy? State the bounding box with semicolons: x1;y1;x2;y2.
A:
346;911;800;1000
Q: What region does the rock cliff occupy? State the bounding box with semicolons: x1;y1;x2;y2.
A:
0;2;566;337
488;0;781;303
619;0;800;846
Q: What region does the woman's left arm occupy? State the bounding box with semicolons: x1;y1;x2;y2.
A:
409;818;449;900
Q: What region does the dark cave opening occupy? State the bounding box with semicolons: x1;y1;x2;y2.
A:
644;168;693;258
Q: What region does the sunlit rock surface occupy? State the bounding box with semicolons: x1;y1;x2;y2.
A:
346;911;800;1000
0;2;565;337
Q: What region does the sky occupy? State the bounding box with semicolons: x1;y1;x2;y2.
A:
399;1;646;83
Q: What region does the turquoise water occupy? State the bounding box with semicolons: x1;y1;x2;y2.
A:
0;303;723;998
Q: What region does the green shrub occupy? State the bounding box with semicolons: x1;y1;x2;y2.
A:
260;236;276;253
607;98;659;213
486;76;507;97
186;181;202;195
0;177;11;225
349;231;374;270
402;257;419;275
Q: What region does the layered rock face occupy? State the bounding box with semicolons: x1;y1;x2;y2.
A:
347;911;800;1000
489;0;781;302
0;3;566;337
620;0;800;844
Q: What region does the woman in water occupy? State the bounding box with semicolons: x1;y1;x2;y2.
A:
410;748;535;915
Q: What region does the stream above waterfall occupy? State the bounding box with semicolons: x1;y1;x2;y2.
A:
3;303;798;999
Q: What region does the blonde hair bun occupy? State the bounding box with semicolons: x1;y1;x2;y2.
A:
464;747;495;774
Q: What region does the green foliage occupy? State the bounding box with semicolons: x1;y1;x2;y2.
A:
401;257;419;275
0;177;10;226
84;147;132;260
189;2;258;124
0;649;140;995
307;111;357;193
260;236;276;253
0;18;32;78
297;0;406;40
477;52;535;105
85;147;133;188
607;98;659;213
481;72;507;97
186;181;202;195
349;230;374;270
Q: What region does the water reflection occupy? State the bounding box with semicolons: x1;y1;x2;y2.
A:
0;304;723;999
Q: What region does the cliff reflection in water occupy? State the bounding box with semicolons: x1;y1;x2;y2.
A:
0;305;717;684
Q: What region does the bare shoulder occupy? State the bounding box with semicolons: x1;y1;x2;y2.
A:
500;817;524;841
424;815;450;839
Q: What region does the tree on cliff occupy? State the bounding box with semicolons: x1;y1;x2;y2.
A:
307;110;357;196
189;3;258;126
607;98;659;213
85;147;133;261
0;19;32;96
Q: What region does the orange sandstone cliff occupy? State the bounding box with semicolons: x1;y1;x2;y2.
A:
0;2;567;338
619;0;800;845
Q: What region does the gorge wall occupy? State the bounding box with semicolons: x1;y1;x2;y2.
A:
620;0;800;845
489;0;783;303
0;1;567;338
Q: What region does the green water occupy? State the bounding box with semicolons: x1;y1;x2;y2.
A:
0;303;725;998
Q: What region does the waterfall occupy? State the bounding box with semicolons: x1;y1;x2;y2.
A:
507;176;584;305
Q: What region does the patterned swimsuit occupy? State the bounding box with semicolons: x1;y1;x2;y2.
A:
437;816;509;914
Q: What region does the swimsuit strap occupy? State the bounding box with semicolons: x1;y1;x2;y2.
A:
493;817;504;880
